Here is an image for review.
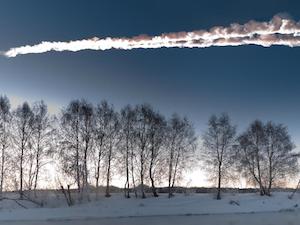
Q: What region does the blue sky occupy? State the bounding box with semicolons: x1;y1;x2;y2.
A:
0;0;300;147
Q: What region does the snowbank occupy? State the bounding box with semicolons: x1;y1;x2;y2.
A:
0;192;299;221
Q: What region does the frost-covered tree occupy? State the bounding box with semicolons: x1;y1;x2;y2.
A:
202;113;236;200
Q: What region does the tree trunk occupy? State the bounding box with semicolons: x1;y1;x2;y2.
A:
0;120;6;198
140;147;146;199
130;147;137;198
267;183;272;196
267;153;273;196
95;172;99;198
95;139;103;199
255;138;265;196
95;159;100;198
75;116;81;194
149;149;158;197
83;137;89;200
125;142;130;198
0;145;5;198
34;130;41;197
28;153;34;191
170;152;180;197
105;143;112;198
76;149;80;193
168;151;173;198
149;166;158;197
140;170;145;198
34;143;40;197
20;145;24;199
217;162;222;200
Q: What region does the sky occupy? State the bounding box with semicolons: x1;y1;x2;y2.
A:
1;0;300;186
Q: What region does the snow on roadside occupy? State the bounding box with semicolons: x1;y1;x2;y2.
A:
0;192;299;221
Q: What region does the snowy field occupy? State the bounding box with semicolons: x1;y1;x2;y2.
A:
0;192;300;224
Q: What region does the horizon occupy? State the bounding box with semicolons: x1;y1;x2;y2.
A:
1;0;300;189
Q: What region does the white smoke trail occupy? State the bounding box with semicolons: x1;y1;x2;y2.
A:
4;14;300;57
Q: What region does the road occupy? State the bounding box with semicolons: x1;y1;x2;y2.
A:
0;211;299;225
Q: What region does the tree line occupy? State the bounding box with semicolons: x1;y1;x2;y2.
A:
202;114;299;199
0;96;298;200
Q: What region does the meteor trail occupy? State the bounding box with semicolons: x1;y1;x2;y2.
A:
4;14;300;57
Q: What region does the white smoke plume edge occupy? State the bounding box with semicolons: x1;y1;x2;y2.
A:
4;14;300;57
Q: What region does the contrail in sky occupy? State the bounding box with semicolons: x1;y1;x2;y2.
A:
4;14;300;57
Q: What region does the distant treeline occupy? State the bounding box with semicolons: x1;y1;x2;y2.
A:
0;95;297;201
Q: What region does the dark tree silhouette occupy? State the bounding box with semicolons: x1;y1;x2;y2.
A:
78;100;94;198
94;101;119;198
202;113;236;200
13;102;34;199
166;114;196;198
134;104;153;198
59;100;82;193
237;120;299;196
119;105;137;198
32;101;55;196
0;96;11;197
148;110;166;197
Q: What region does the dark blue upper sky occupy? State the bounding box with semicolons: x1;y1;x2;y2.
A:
0;0;300;143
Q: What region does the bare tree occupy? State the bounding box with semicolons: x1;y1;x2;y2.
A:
134;104;154;198
202;113;236;200
27;141;35;191
264;122;299;195
78;100;94;196
119;105;137;198
148;110;166;197
129;133;138;198
59;99;95;199
0;96;11;197
104;106;120;198
59;100;82;193
13;102;34;199
32;101;55;196
237;120;299;196
94;101;120;198
94;101;108;197
166;114;196;198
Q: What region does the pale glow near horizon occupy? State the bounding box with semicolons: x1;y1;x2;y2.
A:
4;94;299;190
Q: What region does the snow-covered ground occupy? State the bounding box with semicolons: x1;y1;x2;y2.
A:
0;192;300;224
